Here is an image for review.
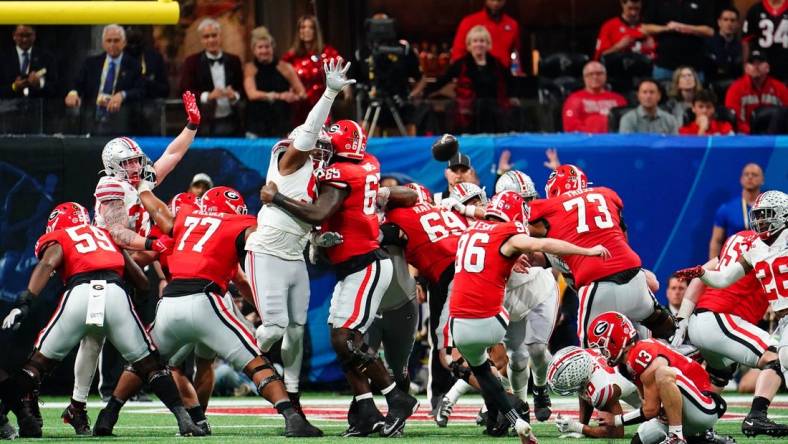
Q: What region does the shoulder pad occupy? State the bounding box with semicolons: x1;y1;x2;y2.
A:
95;176;128;202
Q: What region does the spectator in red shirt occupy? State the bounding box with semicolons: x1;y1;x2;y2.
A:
679;90;734;135
450;0;520;69
562;61;627;133
724;50;788;134
594;0;656;61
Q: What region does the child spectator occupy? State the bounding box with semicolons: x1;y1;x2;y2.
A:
679;90;734;135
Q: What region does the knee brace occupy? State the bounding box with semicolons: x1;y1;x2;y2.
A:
706;363;738;388
765;356;787;385
249;359;283;395
255;323;286;353
331;329;378;374
641;304;677;340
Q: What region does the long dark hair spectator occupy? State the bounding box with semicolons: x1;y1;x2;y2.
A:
289;15;325;57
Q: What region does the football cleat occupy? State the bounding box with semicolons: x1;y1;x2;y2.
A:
21;393;42;427
380;389;418;437
0;413;17;440
742;413;788;437
533;385;552;421
688;428;736;444
660;433;687;444
62;404;91;436
342;412;385;437
173;408;205;437
434;396;454;428
283;411;323;437
93;406;118;436
288;391;305;419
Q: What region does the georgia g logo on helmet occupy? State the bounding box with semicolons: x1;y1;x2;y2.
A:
593;320;609;336
224;190;240;200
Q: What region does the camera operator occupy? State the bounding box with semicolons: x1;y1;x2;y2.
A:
355;13;422;135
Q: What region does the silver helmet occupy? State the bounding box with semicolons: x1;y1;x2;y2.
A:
101;137;146;183
547;346;596;396
496;170;538;200
450;182;487;205
749;190;788;239
287;124;333;171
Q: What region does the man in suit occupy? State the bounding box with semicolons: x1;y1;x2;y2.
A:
65;24;144;134
125;26;169;99
0;25;58;98
180;18;243;136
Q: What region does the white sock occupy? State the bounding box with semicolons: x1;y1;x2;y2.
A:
72;335;103;402
669;425;683;439
445;379;472;404
508;364;530;403
381;383;396;395
355;392;373;402
282;325;305;393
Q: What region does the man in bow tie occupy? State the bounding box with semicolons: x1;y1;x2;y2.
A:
180;18;244;136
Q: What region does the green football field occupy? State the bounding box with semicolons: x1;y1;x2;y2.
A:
21;394;788;443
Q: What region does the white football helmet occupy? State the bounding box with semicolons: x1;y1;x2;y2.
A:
288;125;333;171
450;182;487;205
496;170;538;200
101;137;146;183
547;346;596;396
749;190;788;239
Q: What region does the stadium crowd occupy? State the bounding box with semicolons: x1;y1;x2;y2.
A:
1;0;787;136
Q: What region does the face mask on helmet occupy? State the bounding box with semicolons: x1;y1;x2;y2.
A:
46;202;91;233
749;191;788;239
101;137;146;185
201;187;247;215
328;120;367;160
450;182;487;205
545;165;588;199
311;137;333;171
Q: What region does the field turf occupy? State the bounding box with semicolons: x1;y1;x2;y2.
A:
23;394;788;443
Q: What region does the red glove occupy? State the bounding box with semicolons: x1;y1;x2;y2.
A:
183;90;200;126
674;265;705;282
146;236;174;255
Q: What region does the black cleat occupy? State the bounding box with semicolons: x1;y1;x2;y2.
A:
62;404;91;436
742;413;788;437
342;414;384;437
380;390;418;437
22;393;42;427
688;428;736;444
476;407;489;427
17;412;40;438
195;419;212;436
173;407;206;437
93;407;118;436
288;391;305;419
532;385;552;421
284;411;323;437
484;410;509;437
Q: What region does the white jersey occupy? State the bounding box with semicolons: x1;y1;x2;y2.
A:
581;349;641;410
505;267;557;322
93;176;148;234
245;141;317;260
743;229;788;312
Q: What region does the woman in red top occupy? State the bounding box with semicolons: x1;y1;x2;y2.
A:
282;15;344;123
679;90;734;135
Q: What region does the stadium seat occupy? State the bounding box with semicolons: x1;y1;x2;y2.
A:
539;52;589;79
607;105;635;133
710;79;734;103
601;52;653;94
716;107;737;131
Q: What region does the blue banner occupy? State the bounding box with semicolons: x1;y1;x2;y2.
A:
2;134;786;384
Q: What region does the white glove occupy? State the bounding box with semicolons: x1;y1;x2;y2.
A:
137;161;157;192
556;414;583;435
377;187;391;209
324;57;355;93
308;242;320;265
2;308;22;330
312;231;343;248
670;317;689;347
440;196;465;212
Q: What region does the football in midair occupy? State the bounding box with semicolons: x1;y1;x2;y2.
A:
432;133;459;161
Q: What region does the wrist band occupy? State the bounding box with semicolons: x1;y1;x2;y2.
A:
464;205;477;217
618;408;645;426
145;238;154;250
272;192;287;207
186;122;199;130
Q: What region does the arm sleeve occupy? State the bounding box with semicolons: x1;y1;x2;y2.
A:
700;261;746;288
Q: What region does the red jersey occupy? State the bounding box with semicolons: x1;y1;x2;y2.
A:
385;204;465;284
679;119;734;135
594;17;656;61
168;209;256;292
624;339;712;393
724;74;788;134
450;9;520;68
562;89;627;133
35;225;125;282
282;44;341;108
450;220;526;319
320;153;382;264
529;187;641;287
696;230;768;324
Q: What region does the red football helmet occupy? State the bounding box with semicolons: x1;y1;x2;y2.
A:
327;119;367;160
406;183;433;205
201;186;247;215
46;202;91;233
586;311;638;365
169;192;198;217
485;191;527;223
545;164;588;198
